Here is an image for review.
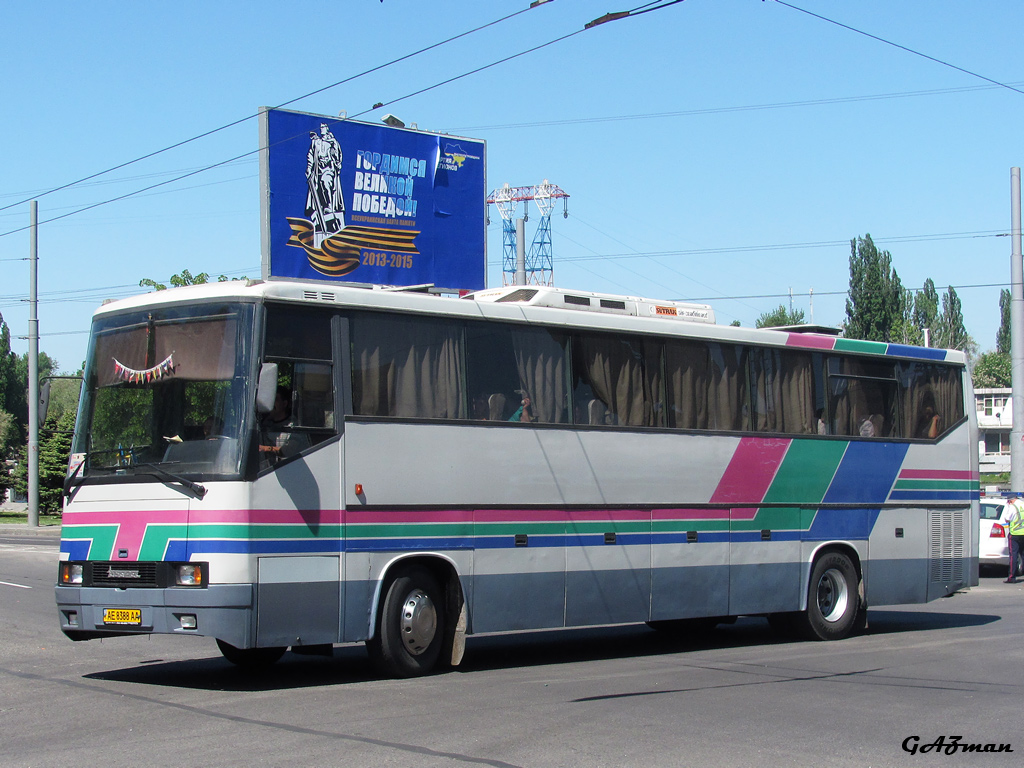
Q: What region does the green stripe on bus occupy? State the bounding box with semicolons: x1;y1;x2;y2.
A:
730;507;811;532
186;524;345;540
652;519;730;533
62;525;118;560
139;524;188;560
892;480;975;491
762;439;848;504
347;523;474;538
834;338;889;355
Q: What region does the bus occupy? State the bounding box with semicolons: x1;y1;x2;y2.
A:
56;279;979;677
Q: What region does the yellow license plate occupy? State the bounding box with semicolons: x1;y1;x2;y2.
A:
103;608;142;626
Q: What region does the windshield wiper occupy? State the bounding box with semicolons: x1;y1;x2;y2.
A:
130;462;208;499
64;462;207;499
63;464;115;498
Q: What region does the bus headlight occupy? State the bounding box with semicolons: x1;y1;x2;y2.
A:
59;563;83;585
175;564;203;586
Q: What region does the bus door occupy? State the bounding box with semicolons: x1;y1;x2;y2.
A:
249;451;343;649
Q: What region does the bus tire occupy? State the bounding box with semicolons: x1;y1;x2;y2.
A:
216;639;286;668
797;551;863;641
368;565;445;678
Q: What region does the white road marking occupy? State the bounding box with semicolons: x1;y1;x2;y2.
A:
0;580;31;589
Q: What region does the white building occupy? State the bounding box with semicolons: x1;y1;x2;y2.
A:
976;387;1011;473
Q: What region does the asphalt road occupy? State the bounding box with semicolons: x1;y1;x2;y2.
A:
2;529;1021;768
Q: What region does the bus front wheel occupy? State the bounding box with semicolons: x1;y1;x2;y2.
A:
797;551;865;641
368;565;446;678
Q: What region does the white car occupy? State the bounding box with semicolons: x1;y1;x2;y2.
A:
979;497;1020;572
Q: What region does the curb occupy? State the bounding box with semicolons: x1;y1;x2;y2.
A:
0;524;62;539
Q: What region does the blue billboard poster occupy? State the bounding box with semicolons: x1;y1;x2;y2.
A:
259;107;486;290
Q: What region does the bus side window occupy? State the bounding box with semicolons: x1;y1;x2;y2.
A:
262;305;337;464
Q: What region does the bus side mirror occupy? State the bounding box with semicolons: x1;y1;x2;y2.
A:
255;363;279;414
38;379;52;427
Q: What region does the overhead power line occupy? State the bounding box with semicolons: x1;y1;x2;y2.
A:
555;229;1006;263
458;81;1023;132
0;4;541;216
2;0;692;240
773;1;1024;98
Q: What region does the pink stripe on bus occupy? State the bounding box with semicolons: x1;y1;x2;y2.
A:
710;437;790;505
785;333;836;350
898;469;976;480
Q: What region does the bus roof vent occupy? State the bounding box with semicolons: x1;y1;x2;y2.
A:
496;288;539;303
302;290;336;302
462;286;715;324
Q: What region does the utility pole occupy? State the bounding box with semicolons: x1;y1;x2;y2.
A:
1011;169;1023;493
28;201;39;527
515;218;526;286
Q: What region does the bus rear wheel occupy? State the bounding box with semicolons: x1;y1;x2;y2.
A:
795;551;865;641
368;565;446;678
216;639;286;668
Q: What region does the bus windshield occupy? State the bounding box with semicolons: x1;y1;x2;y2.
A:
73;302;254;480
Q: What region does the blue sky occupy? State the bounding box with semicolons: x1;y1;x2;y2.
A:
2;0;1022;372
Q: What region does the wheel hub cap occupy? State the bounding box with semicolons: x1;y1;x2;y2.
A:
816;567;850;623
400;589;437;655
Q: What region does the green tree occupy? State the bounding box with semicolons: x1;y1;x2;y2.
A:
934;285;974;353
39;410;75;514
844;234;905;342
893;287;923;346
756;304;805;328
0;409;14;498
912;278;939;343
11;409;75;515
998;288;1011;354
973;350;1011;388
140;269;231;291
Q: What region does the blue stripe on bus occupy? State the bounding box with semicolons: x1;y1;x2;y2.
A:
823;441;908;505
804;507;879;540
474;534;567;549
885;344;948;361
346;537;475;552
185;539;346;555
61;541;92;560
730;530;803;543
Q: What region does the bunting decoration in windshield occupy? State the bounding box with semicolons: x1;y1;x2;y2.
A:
113;353;175;384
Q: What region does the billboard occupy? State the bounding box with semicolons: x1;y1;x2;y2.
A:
259;107;486;290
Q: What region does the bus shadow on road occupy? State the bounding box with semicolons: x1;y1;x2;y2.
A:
83;645;379;692
83;609;1000;691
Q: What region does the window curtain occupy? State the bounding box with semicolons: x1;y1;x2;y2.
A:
351;314;465;419
574;335;662;427
707;343;749;431
749;348;815;433
898;362;964;439
665;340;710;429
512;327;568;423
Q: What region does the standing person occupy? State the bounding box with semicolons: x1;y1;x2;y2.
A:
1005;493;1024;583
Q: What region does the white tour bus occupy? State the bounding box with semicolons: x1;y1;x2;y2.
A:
56;279;978;676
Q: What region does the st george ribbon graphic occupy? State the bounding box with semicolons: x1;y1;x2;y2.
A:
285;219;420;277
